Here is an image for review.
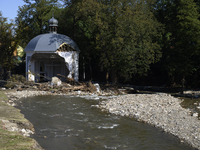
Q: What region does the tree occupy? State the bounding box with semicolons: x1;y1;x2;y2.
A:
0;12;18;79
16;0;58;48
60;0;100;81
15;0;163;83
76;0;162;83
155;0;200;87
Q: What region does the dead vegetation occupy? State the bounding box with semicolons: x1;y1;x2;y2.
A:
4;76;102;94
1;74;139;95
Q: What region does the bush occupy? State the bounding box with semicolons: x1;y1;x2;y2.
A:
5;74;26;89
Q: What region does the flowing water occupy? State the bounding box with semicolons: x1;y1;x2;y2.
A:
16;95;194;150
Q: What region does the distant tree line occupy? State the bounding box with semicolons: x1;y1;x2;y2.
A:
0;12;18;80
1;0;200;88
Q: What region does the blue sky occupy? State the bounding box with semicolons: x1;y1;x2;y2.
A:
0;0;26;22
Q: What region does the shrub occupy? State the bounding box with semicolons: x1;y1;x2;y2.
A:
5;74;26;89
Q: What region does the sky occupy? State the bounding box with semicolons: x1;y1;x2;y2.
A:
0;0;26;22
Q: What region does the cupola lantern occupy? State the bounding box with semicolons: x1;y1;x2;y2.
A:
48;17;58;33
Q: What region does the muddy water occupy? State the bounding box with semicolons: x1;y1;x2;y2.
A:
16;95;194;150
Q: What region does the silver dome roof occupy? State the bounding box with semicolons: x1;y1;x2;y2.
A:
48;17;58;27
24;33;80;52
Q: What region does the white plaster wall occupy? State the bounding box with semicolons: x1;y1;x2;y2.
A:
35;60;40;82
56;51;74;78
56;51;79;81
25;51;79;82
25;52;34;81
28;60;35;81
74;52;79;81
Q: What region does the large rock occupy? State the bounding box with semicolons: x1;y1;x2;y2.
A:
93;83;101;93
51;77;62;86
87;81;98;93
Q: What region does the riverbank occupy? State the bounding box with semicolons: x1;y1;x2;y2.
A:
0;90;43;150
97;93;200;149
2;86;200;149
0;88;118;150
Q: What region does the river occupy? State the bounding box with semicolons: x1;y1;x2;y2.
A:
16;95;194;150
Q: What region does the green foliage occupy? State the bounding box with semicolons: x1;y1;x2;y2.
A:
15;0;162;83
73;0;162;82
154;0;200;86
15;0;200;86
15;0;58;48
0;12;18;71
5;74;26;89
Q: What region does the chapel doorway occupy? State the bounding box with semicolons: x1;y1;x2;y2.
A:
40;61;46;82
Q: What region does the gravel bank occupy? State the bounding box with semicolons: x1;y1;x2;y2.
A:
4;90;56;106
98;93;200;149
4;88;118;106
5;89;200;149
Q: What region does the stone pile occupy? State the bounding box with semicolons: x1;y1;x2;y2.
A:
97;93;200;149
2;119;34;137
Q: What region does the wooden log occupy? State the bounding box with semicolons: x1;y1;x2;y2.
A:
63;85;85;91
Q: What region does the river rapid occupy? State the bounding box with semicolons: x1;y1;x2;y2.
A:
15;95;194;150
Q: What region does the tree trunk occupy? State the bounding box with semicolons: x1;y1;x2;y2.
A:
73;16;76;39
89;59;93;81
111;69;118;85
181;76;185;94
106;71;109;85
83;56;85;81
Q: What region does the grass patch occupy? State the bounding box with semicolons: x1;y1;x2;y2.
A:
0;91;8;102
0;91;26;122
0;91;40;150
0;128;35;150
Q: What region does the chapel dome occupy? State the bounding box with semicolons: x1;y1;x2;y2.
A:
24;33;80;52
48;17;58;27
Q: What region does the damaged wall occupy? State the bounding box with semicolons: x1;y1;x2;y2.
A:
56;51;79;81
